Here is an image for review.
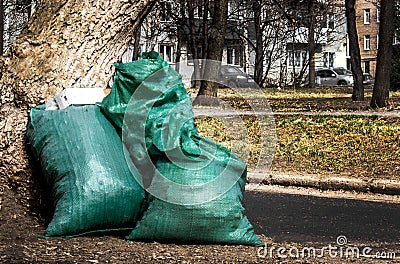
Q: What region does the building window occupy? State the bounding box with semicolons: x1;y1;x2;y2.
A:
288;51;294;67
227;1;240;20
394;33;399;45
294;51;301;67
377;8;380;23
377;34;379;49
364;35;371;50
327;13;335;30
194;5;203;18
16;0;31;11
228;1;233;16
323;52;335;68
364;61;370;74
364;9;370;24
159;45;174;63
288;50;307;68
227;47;240;65
160;1;173;22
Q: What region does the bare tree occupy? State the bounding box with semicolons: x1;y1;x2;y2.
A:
345;0;364;101
252;0;264;85
307;0;316;88
371;0;395;108
187;0;206;89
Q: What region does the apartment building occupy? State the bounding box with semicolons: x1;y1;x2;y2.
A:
128;0;350;86
355;0;380;76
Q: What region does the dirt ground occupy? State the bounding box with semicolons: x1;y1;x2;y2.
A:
1;182;399;263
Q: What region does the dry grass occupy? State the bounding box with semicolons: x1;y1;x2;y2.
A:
273;115;400;179
195;89;400;180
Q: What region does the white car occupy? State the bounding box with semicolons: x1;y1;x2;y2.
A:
316;68;354;86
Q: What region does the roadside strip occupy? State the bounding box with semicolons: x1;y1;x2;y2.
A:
248;172;400;196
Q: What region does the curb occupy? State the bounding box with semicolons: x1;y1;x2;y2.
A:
248;172;400;196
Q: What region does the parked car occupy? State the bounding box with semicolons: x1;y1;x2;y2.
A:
363;73;375;85
316;67;354;86
191;65;256;88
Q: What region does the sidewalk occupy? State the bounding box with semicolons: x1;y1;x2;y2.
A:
193;108;400;117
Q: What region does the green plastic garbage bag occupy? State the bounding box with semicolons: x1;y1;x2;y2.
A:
101;52;262;246
27;105;146;238
128;139;261;245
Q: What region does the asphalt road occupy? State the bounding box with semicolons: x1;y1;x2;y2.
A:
242;187;400;245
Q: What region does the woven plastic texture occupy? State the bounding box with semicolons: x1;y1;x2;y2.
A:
27;105;145;238
128;143;262;245
101;52;262;246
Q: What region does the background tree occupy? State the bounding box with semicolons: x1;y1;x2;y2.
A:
0;0;156;202
251;0;264;86
228;0;287;88
307;0;316;88
345;0;364;101
390;0;400;91
371;0;396;107
194;0;229;105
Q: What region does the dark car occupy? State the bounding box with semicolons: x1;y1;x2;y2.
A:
363;73;375;85
219;65;256;88
191;65;256;88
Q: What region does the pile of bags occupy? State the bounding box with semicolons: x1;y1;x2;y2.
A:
27;52;262;246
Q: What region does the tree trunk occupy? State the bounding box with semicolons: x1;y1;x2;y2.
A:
194;0;228;106
0;0;155;206
201;0;209;62
345;0;364;101
27;0;32;19
132;26;142;61
253;0;264;87
371;0;395;108
308;0;316;88
175;37;182;72
187;0;201;89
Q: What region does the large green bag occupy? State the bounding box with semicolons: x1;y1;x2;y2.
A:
101;52;262;246
27;105;145;238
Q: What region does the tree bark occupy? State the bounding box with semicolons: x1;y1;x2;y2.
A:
345;0;364;101
371;0;395;108
194;0;228;106
0;0;155;205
